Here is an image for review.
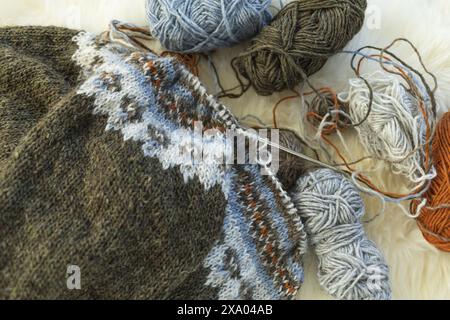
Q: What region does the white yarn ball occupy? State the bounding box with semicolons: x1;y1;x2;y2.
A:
339;71;430;183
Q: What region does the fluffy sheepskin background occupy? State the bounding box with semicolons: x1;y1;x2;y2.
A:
1;0;449;299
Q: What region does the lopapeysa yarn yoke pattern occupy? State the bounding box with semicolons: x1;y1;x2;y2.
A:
0;26;307;300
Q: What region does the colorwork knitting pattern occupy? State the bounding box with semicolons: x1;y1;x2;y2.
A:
72;31;308;299
0;26;308;300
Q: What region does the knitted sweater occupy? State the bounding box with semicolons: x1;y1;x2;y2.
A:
0;26;307;300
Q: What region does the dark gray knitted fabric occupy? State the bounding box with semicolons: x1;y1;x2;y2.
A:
0;26;307;300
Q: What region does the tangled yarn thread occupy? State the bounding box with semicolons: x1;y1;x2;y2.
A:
291;169;391;300
235;0;367;96
413;112;450;252
339;71;430;183
146;0;272;53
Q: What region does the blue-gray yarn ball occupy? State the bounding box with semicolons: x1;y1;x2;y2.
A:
291;169;392;300
146;0;272;53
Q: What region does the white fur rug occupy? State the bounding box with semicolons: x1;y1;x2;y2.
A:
1;0;449;300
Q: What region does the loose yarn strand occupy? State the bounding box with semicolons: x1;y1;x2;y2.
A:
230;0;367;96
102;21;445;231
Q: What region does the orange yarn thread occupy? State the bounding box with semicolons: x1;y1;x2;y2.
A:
413;112;450;251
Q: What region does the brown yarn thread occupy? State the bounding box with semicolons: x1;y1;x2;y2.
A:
412;112;450;252
233;0;367;96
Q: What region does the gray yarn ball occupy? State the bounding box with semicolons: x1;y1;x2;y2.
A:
291;169;392;300
146;0;272;53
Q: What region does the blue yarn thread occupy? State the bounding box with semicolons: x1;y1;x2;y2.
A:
146;0;272;53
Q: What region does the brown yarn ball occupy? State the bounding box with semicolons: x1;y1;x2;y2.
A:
277;130;317;190
235;0;367;96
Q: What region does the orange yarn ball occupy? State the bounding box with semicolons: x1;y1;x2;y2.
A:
414;112;450;252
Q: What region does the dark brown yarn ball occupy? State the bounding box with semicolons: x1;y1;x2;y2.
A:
235;0;367;96
277;130;317;190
